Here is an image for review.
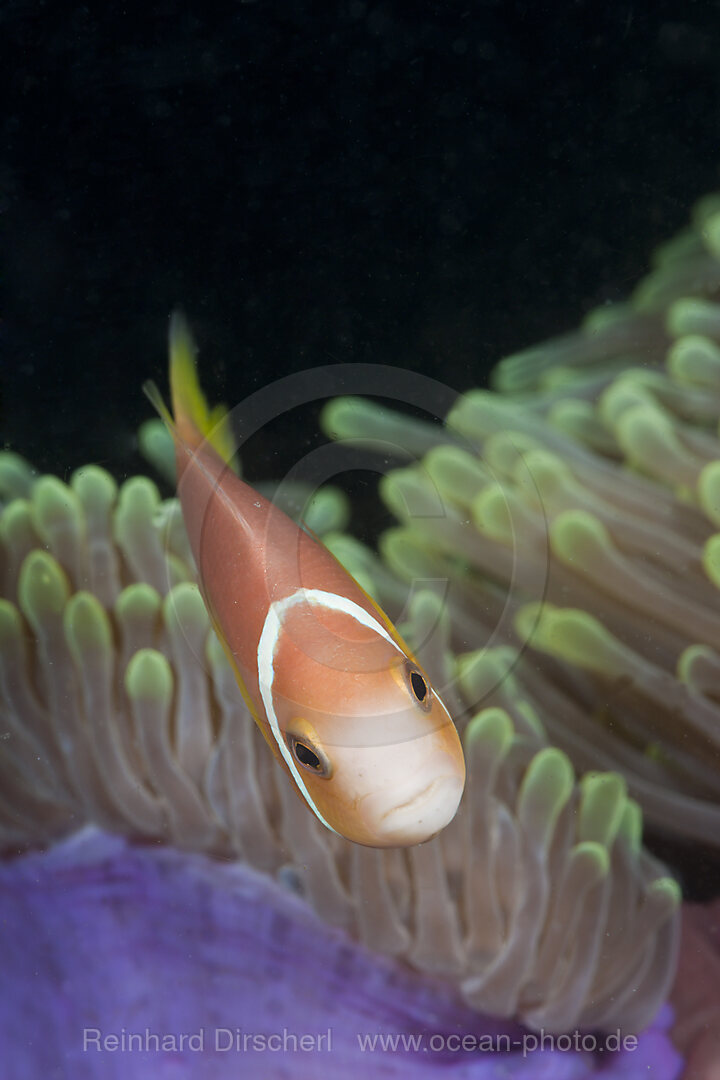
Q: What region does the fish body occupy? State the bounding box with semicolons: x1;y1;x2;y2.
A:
147;313;465;847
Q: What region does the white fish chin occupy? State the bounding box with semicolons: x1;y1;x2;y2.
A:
376;775;464;846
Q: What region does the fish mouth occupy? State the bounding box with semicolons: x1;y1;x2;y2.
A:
381;778;443;819
377;774;464;845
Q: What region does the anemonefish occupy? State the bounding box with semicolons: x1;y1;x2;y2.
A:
145;313;466;847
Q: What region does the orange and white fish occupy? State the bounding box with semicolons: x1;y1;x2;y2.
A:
145;313;465;847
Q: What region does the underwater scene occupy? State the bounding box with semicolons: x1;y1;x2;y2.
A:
3;5;720;1079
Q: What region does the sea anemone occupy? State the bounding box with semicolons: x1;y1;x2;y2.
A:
321;193;720;854
0;446;679;1037
10;196;720;1073
0;827;681;1080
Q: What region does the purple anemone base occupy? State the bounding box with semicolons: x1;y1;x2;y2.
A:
0;829;682;1079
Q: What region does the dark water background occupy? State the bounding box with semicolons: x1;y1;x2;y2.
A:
2;2;719;483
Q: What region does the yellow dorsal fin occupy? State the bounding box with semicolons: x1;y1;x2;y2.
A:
168;310;238;469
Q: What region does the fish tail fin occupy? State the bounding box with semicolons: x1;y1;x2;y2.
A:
145;310;238;469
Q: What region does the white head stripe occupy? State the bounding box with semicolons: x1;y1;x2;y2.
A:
256;588;403;831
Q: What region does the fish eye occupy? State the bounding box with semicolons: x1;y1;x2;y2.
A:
410;670;428;702
294;740;321;769
404;662;432;712
288;735;332;778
